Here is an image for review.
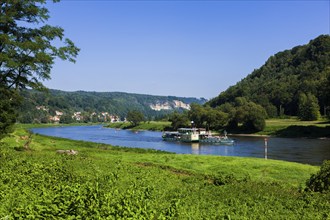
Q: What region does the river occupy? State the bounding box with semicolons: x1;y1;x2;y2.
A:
31;125;330;165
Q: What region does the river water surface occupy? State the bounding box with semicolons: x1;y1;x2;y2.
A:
31;125;330;165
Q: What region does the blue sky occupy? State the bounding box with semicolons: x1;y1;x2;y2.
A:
45;0;329;99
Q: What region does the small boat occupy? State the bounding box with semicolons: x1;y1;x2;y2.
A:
162;131;180;141
162;128;234;145
177;128;199;143
199;134;234;145
162;128;199;142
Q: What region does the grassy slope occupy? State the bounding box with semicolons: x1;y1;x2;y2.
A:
1;125;329;219
257;118;330;137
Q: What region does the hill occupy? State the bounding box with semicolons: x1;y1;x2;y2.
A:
208;35;330;117
17;89;206;123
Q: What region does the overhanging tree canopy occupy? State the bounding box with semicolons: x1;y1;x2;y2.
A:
0;0;79;139
0;0;79;90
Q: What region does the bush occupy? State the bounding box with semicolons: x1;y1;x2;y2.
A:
306;160;330;193
298;93;320;121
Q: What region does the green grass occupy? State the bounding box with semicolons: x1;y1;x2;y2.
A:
266;118;329;130
0;125;329;219
255;118;330;137
106;121;170;131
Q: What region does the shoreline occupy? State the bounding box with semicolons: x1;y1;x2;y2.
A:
24;122;330;140
229;133;271;138
229;133;329;140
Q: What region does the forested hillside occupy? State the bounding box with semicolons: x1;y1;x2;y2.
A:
17;89;206;123
208;35;330;117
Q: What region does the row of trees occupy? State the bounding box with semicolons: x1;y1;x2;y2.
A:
168;98;267;132
114;91;324;132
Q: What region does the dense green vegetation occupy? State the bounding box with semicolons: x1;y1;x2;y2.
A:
165;100;268;133
0;125;329;218
209;35;330;118
126;110;145;126
0;0;79;139
1;3;329;217
17;89;206;123
160;35;330;135
109;117;330;138
1;2;328;218
298;93;321;120
306;160;330;193
0;89;20;139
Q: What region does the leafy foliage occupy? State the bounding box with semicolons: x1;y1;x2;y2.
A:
306;160;330;193
0;0;79;90
167;99;266;132
17;89;206;123
209;35;330;118
298;93;321;121
233;98;267;131
168;111;190;130
0;129;329;219
0;0;79;138
0;88;21;140
188;104;229;130
126;110;145;126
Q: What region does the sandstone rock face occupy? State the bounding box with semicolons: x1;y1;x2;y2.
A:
150;100;191;111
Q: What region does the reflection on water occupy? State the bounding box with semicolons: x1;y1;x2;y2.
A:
191;143;200;154
31;125;330;165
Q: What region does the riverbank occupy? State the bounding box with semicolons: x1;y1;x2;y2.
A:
106;118;330;138
256;118;330;138
0;125;329;218
106;121;170;131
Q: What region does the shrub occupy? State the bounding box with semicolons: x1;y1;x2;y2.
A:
298;93;320;121
306;160;330;193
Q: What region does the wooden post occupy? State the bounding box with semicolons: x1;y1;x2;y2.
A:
264;138;268;160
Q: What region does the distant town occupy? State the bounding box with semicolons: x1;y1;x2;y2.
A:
36;105;125;123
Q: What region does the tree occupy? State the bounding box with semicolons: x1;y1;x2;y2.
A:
188;103;206;128
232;97;267;131
320;67;330;117
0;88;21;139
298;93;320;121
168;111;190;131
126;110;145;126
60;113;74;124
241;103;267;131
0;1;79;139
203;106;229;130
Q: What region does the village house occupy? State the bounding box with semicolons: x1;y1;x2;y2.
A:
73;112;83;121
49;115;60;123
55;111;63;116
36;106;48;111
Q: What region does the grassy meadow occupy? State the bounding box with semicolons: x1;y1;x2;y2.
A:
0;124;329;219
106;121;170;131
257;118;330;137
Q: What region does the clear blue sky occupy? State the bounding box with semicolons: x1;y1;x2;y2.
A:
44;0;329;99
